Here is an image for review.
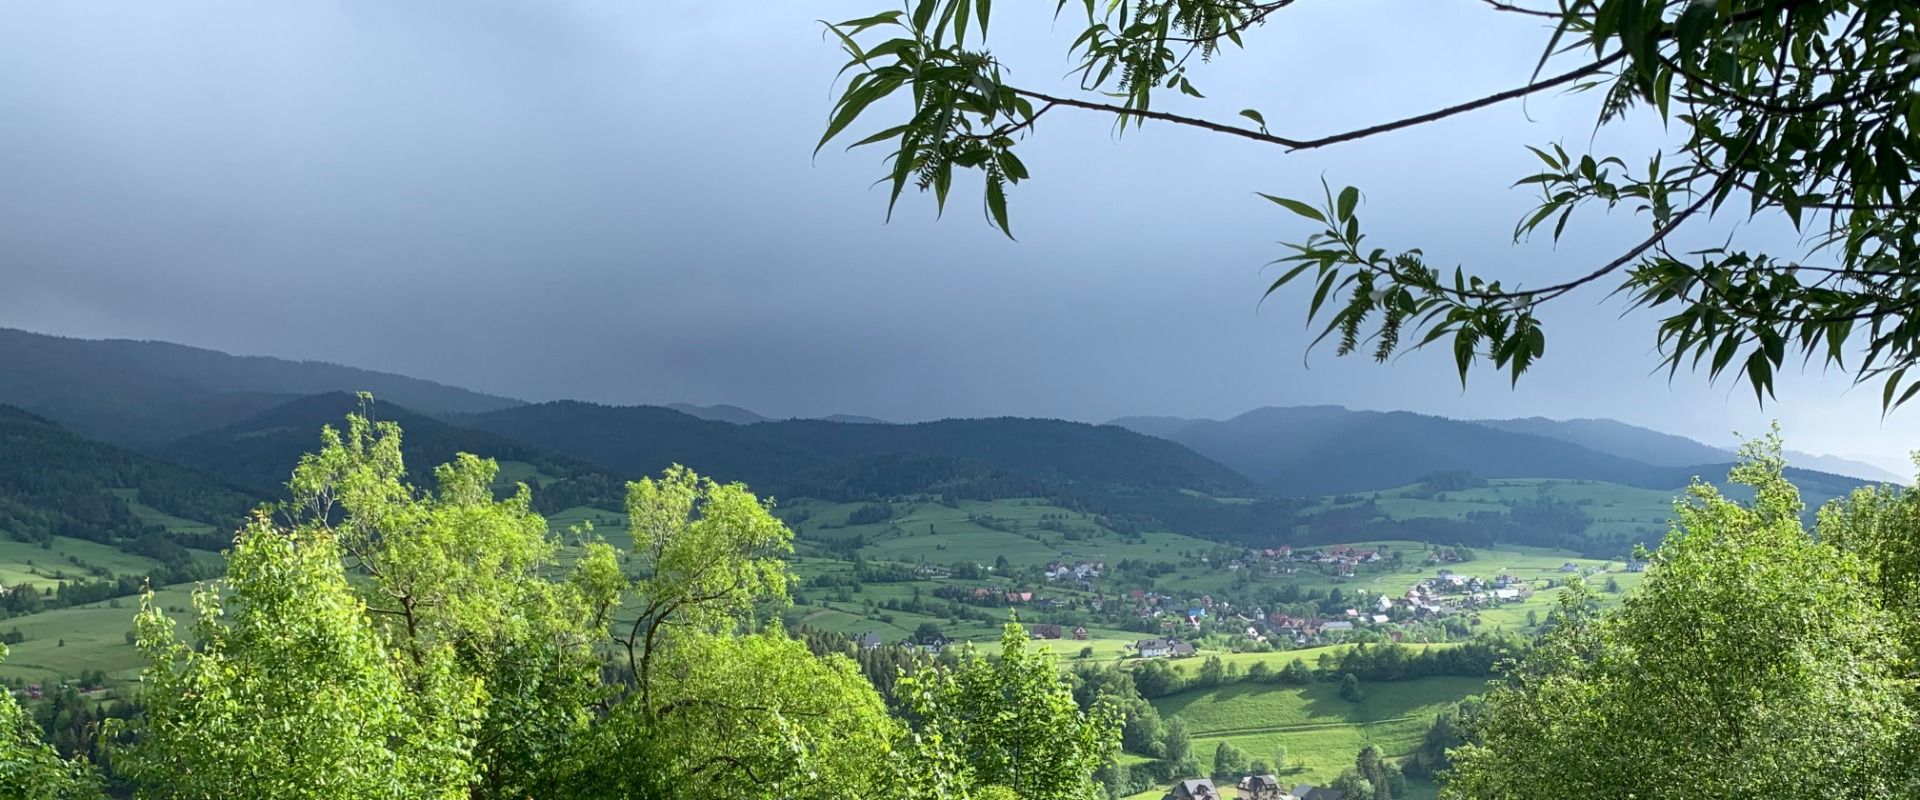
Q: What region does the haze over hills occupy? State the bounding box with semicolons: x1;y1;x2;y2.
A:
0;327;523;447
667;402;892;426
1478;415;1907;484
1108;406;1890;498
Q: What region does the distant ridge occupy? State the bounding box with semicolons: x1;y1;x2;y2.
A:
1479;415;1907;484
0;327;522;446
666;403;770;425
666;403;891;426
161;393;622;512
816;414;890;425
1110;405;1879;501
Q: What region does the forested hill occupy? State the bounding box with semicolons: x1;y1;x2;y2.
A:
0;327;522;446
1111;406;1878;498
159;393;622;514
0;405;256;553
468;402;1259;498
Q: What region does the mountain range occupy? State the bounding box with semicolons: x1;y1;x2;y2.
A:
0;327;520;446
1111;407;1903;491
0;326;1900;560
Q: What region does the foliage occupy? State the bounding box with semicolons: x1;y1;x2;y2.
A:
0;644;101;800
1443;436;1917;798
562;629;897;800
821;0;1920;406
282;410;617;797
894;621;1121;800
1210;741;1250;781
112;516;479;799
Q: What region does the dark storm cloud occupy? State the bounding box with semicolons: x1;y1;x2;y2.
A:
0;0;1909;471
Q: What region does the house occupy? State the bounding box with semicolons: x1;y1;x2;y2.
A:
1137;639;1174;658
1032;624;1064;640
1320;621;1354;633
1238;774;1285;800
1626;559;1649;572
1169;641;1197;657
1165;778;1221;800
1560;562;1580;573
1072;626;1089;640
854;632;884;650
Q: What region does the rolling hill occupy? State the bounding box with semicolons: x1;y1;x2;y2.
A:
159;393;623;513
0;405;257;553
0;327;522;447
468;403;1258;497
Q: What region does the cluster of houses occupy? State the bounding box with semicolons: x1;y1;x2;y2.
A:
1225;545;1386;579
1166;776;1343;800
1043;560;1104;584
1125;590;1242;629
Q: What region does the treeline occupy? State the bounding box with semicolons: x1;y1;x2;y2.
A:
1123;636;1522;700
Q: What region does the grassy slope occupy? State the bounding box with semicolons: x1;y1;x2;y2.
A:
0;585;197;686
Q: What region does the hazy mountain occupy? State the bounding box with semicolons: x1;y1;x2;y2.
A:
0;328;522;447
665;403;771;424
665;403;892;426
1480;414;1907;484
817;414;890;424
1770;451;1907;484
1476;417;1731;466
0;405;256;552
161;393;622;512
1110;405;1876;499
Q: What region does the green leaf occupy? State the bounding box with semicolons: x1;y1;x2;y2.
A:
1258;193;1326;223
1336;187;1359;223
985;177;1012;238
1238;108;1266;129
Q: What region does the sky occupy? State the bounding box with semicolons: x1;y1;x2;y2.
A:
0;0;1912;472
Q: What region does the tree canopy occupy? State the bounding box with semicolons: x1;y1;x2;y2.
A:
76;408;1121;800
1443;436;1918;797
822;0;1920;406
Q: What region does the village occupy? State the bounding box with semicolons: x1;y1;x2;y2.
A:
837;542;1635;662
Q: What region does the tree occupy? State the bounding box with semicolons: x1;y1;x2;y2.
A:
114;515;479;800
822;0;1920;406
892;621;1120;800
283;409;620;798
1279;658;1312;685
0;644;100;800
561;466;901;800
1339;672;1365;703
1211;742;1250;781
563;629;897;800
1161;716;1198;777
1444;436;1918;798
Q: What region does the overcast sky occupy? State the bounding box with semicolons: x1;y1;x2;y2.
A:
0;0;1912;472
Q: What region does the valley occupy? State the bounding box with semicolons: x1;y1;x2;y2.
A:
0;328;1889;799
